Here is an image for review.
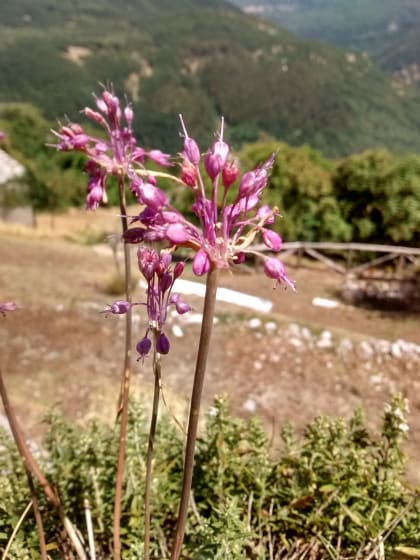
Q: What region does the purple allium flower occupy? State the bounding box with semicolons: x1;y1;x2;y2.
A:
263;258;295;289
0;301;18;317
136;248;190;359
0;131;5;142
52;89;170;210
101;300;138;315
125;116;294;289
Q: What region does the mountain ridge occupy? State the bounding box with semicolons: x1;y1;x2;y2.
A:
1;0;420;156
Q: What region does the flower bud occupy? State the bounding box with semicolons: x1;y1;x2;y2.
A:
124;227;146;244
256;205;275;224
183;137;200;165
238;170;257;198
102;300;131;315
212;139;229;167
192;249;210;276
261;229;282;252
84;107;107;126
233;252;246;264
181;160;197;187
263;258;295;290
156;332;170;355
124;105;134;124
147;149;171;167
160;272;173;293
204;152;222;180
136;336;152;359
176;300;191;314
222;160;239;188
173;262;185;279
138;182;168;210
166;223;190;244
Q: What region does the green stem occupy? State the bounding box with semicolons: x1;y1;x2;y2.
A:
113;179;133;560
144;331;162;560
171;266;220;560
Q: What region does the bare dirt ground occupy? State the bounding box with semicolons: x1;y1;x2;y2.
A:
1;208;420;481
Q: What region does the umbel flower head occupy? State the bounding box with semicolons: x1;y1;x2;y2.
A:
125;116;295;289
52;89;170;210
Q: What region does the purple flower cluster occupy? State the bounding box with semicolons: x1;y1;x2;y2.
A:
52;90;170;210
102;250;190;359
136;248;190;359
53;89;294;358
125;116;295;289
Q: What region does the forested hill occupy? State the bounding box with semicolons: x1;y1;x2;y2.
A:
229;0;420;78
2;0;420;156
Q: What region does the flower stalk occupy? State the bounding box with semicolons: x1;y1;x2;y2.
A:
171;266;220;560
113;177;133;560
143;330;162;560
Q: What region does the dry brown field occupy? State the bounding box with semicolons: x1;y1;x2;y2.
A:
1;207;419;480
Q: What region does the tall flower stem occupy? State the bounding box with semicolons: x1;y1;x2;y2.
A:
144;331;162;560
171;266;220;560
113;178;133;560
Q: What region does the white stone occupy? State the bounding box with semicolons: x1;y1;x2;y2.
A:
243;398;257;413
248;317;262;329
171;324;184;338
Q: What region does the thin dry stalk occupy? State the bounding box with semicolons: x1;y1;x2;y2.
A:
170;266;220;560
113;179;133;560
27;473;47;559
1;500;32;560
0;368;86;560
84;498;96;560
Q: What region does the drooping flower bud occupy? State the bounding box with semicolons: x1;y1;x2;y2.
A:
101;300;132;315
263;258;295;290
192;249;210;276
136;336;152;359
156;332;170;354
261;229;282;252
212;139;229;168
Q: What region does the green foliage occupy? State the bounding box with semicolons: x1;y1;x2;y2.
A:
2;0;420;156
0;396;419;558
333;149;420;245
241;140;351;242
0;103;87;210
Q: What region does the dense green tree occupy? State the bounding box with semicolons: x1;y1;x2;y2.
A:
241;141;351;241
333;149;420;245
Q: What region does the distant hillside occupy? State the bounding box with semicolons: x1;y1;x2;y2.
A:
2;0;420;156
229;0;420;83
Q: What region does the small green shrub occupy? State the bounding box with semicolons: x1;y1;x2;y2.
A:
0;396;418;559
